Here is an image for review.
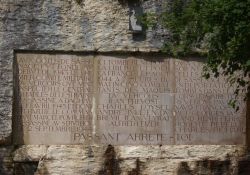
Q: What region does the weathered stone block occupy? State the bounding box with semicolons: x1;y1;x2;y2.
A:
13;53;246;145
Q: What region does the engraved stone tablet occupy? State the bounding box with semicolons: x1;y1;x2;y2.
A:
13;53;246;145
95;56;175;144
174;59;246;144
14;53;94;144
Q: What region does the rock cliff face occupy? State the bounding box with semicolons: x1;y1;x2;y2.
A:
0;0;249;174
5;145;250;175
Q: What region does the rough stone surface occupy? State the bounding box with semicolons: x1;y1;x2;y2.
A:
10;145;249;175
0;0;250;175
0;146;13;175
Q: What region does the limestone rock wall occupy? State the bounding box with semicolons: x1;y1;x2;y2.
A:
11;145;250;175
0;0;249;174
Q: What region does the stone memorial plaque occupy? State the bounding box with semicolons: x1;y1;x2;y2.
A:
95;56;175;144
175;59;246;144
13;53;247;145
14;53;94;144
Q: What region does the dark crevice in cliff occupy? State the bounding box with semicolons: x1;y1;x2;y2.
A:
196;159;231;175
177;159;231;175
177;162;193;175
128;158;141;175
14;162;38;175
0;146;14;175
238;160;250;175
98;145;121;175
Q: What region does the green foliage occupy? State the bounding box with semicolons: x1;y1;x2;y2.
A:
139;13;158;29
144;0;250;109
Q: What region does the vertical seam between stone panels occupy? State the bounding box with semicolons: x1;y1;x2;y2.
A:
172;58;176;145
91;55;99;143
12;52;17;145
246;98;250;148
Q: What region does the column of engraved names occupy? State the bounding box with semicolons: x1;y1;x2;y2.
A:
96;56;174;145
15;54;93;144
175;59;246;144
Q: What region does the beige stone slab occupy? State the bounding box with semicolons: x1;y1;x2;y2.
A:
174;58;246;144
95;56;175;145
13;53;94;144
175;93;246;144
175;58;234;94
13;54;247;145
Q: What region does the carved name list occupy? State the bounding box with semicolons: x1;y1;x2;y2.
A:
13;53;246;145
